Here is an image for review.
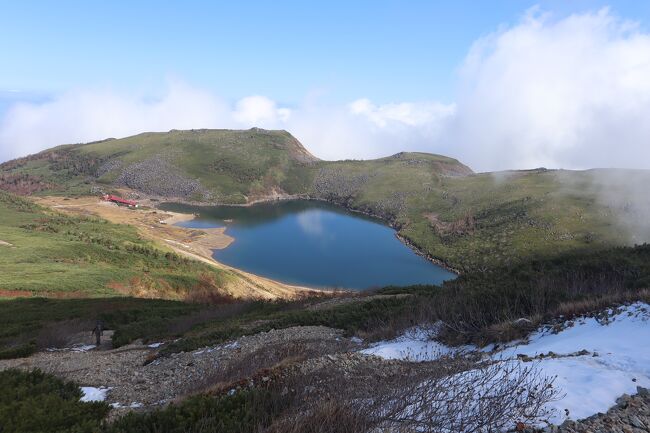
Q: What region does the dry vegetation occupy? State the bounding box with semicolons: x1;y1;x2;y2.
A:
107;352;559;433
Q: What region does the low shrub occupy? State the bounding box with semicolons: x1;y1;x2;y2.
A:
0;342;36;360
0;368;110;433
106;387;292;433
34;318;95;350
0;297;199;357
378;243;650;345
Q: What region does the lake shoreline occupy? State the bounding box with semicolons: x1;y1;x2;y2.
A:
33;195;325;300
153;193;460;276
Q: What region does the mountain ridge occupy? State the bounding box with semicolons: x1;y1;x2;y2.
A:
0;128;470;201
0;128;644;272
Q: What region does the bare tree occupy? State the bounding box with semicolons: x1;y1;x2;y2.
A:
373;359;560;433
265;355;560;433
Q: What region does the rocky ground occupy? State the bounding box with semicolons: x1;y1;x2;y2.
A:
1;319;649;430
540;389;650;432
0;326;362;417
115;155;212;200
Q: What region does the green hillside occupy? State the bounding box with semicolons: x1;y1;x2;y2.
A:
314;163;624;270
0;190;238;298
0;128;641;271
0;129;319;202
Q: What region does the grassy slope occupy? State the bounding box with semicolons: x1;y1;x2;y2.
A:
0;128;638;271
0;190;238;298
4;243;647;359
321;164;621;270
0;129;318;202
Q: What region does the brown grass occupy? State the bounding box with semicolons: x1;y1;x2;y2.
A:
0;289;34;298
268;400;376;433
183;273;236;304
183;339;339;397
476;289;650;345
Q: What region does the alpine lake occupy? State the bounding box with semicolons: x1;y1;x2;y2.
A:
160;200;456;290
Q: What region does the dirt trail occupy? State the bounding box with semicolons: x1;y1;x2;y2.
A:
0;240;13;247
33;195;321;300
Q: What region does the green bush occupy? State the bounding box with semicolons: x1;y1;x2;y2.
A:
0;298;199;358
107;388;291;433
160;297;411;355
0;342;36;360
0;369;110;433
379;243;650;345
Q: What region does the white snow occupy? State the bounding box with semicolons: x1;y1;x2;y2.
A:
223;341;239;349
148;342;163;348
361;325;472;361
71;344;97;352
111;401;143;409
360;303;650;425
80;386;110;402
192;340;239;356
46;344;96;353
498;302;650;424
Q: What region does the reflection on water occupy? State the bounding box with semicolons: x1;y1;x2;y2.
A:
296;210;325;236
160;200;456;290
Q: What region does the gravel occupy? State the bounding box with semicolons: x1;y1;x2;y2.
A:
517;388;650;433
0;326;354;416
115;156;211;200
2;323;649;430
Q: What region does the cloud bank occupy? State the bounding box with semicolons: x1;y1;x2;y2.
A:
449;8;650;171
2;8;650;172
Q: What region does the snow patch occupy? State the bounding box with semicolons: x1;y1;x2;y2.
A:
47;344;96;353
192;340;239;356
361;325;472;361
359;303;650;425
71;344;97;352
148;342;163;348
111;401;144;409
223;341;239;349
80;386;110;402
497;302;650;424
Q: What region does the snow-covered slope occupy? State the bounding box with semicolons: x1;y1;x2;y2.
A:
362;302;650;425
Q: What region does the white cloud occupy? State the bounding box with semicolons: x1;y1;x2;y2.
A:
348;98;455;128
286;100;455;161
1;8;650;171
233;95;291;126
448;8;650;171
0;81;231;161
0;84;455;163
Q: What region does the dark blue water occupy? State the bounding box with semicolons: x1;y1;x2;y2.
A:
160;200;455;290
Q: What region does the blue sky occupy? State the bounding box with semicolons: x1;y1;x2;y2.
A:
2;0;649;103
2;1;650;170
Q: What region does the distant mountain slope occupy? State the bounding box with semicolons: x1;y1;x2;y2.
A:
0;129;320;203
1;128;646;272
